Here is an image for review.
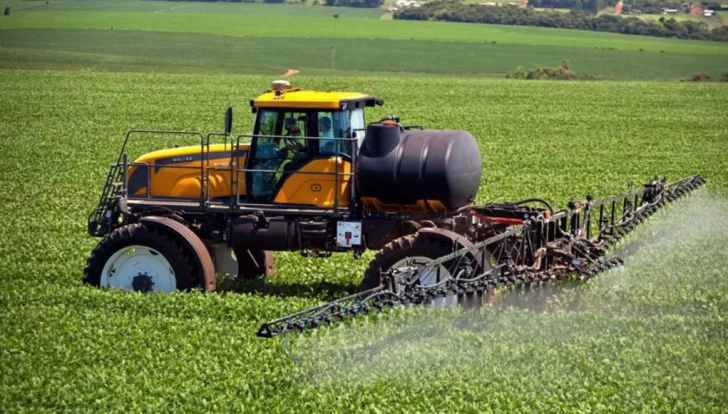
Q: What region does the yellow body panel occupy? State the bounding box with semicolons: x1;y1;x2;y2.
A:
128;143;249;200
274;158;351;208
128;145;351;208
253;90;375;110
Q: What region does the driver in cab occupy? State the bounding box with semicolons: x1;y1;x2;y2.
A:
319;116;335;153
273;118;306;176
277;118;304;155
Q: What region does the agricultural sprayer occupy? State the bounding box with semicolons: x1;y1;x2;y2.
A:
84;81;705;352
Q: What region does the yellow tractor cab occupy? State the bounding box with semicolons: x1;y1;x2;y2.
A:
122;80;383;212
244;80;383;206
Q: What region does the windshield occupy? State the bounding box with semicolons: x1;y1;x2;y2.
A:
254;109;358;156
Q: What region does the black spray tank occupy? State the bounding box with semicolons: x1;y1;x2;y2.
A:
356;123;482;211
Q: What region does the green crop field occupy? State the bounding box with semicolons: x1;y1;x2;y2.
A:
2;4;725;51
3;28;727;79
1;70;727;411
1;0;728;411
1;1;727;79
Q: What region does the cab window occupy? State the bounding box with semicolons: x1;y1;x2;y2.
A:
350;108;366;148
318;111;352;156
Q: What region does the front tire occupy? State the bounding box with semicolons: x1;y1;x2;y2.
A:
84;223;199;292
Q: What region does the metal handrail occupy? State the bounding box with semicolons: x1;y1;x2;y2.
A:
111;130;358;212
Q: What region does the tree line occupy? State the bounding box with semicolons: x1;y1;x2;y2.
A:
524;0;725;14
394;1;728;42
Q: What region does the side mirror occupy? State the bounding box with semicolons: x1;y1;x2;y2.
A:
224;106;233;135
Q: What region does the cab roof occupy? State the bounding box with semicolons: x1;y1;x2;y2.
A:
250;83;383;111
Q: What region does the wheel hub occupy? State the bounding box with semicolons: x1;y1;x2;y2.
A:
100;245;177;293
132;273;154;293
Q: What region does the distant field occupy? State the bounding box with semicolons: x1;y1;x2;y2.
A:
2;7;727;55
0;0;385;18
1;1;727;79
0;0;47;11
1;28;727;79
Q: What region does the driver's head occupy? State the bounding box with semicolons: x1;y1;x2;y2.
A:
319;117;331;132
287;125;301;136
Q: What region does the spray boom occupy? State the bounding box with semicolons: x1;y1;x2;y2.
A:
258;175;706;358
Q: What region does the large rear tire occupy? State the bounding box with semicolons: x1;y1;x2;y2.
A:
83;223;200;292
361;233;480;292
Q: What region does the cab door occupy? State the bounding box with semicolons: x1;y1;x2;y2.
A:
246;109;312;202
272;110;357;209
